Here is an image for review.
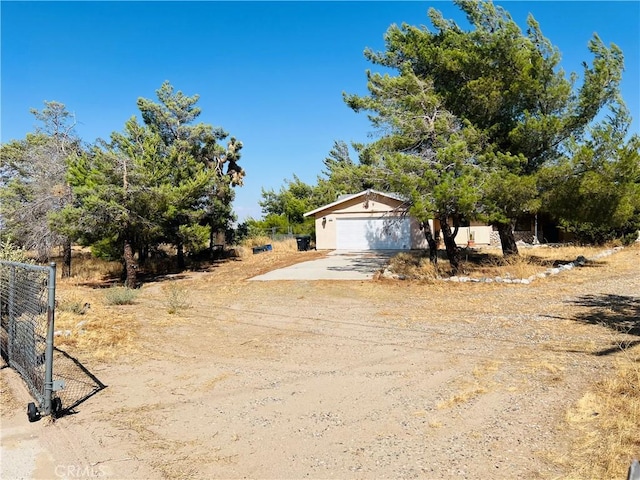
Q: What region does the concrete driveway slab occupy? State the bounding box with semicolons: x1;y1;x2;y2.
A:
249;251;396;281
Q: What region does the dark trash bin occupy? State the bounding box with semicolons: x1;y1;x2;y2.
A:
252;244;272;254
296;236;311;251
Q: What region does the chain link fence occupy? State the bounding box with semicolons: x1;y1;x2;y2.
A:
50;345;106;415
1;260;106;421
1;260;62;420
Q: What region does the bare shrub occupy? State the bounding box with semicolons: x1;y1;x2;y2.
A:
104;287;138;305
387;252;441;280
163;283;192;315
57;292;90;315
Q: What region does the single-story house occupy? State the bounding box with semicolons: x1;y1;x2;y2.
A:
304;189;492;250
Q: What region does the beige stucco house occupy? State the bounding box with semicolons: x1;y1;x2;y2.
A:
304;189;492;250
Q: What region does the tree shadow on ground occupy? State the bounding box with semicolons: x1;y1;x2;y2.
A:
569;294;640;356
571;294;640;336
72;256;234;288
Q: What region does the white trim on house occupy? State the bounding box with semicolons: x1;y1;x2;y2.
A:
303;189;407;218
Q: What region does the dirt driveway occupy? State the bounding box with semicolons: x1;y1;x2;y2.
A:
2;246;639;479
250;250;396;281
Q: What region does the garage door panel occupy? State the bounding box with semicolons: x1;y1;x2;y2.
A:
336;218;410;250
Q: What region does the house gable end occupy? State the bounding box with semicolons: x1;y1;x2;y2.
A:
304;190;407;218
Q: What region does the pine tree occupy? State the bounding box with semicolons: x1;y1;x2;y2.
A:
345;68;482;271
137;81;244;267
540;104;640;244
351;0;625;256
0;102;80;276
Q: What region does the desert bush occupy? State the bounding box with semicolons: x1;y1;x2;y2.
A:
163;283;192;315
387;252;441;279
104;286;138;305
57;292;90;315
0;240;30;263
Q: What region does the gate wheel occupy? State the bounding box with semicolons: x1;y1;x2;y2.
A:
27;402;39;422
51;397;63;417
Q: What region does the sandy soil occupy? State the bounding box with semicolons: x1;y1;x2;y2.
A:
1;246;639;479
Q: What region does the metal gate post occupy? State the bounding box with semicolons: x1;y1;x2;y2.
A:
42;262;56;415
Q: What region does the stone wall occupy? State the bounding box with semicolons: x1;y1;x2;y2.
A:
514;231;535;244
489;230;536;247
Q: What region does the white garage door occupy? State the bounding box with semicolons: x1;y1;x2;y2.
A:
336;218;410;250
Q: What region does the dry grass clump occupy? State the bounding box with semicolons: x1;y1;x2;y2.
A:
275;237;300;252
437;361;498;409
163;282;192;315
58;251;121;283
53;282;141;361
388;244;611;280
241;235;273;248
563;351;640;478
437;386;489;409
57;291;91;315
230;245;252;258
55;312;139;361
240;236;299;251
235;237;301;258
470;252;551;279
54;289;140;362
104;286;138;305
386;252;441;280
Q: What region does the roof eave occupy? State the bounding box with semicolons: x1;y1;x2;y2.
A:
303;189;408;217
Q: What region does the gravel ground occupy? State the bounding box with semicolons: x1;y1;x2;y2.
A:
1;245;638;479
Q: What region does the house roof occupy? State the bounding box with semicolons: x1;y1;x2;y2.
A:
304;189;408;217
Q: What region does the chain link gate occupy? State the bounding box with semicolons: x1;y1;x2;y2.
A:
1;260;65;421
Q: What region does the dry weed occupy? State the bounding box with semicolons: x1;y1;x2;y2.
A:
56;291;91;315
54;313;139;361
56;251;121;283
387;252;441;280
521;359;565;384
163;282;192;314
437;386;489;409
389;244;613;280
241;236;273;248
240;236;298;252
472;360;501;378
199;372;233;391
104;286;138;305
563;349;640;478
53;286;140;362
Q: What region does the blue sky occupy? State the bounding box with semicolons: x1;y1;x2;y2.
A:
2;1;639;221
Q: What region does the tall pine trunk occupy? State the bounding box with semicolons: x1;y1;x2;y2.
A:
421;221;438;264
62;238;72;278
497;222;519;257
123;238;137;288
177;241;185;270
214;230;225;247
438;214;461;273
